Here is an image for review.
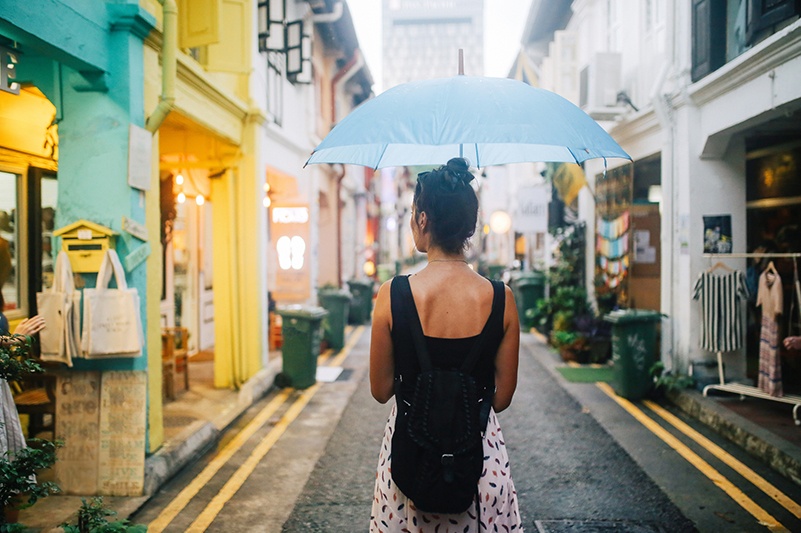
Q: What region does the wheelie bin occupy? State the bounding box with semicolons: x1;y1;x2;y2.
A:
604;309;662;400
317;287;351;350
510;270;546;329
347;279;374;324
276;305;328;389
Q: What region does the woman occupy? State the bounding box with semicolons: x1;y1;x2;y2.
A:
369;158;522;531
1;312;47;457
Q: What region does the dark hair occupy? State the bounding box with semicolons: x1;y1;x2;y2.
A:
413;158;478;254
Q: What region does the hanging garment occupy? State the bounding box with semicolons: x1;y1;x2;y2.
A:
757;267;783;396
1;380;27;457
692;270;750;352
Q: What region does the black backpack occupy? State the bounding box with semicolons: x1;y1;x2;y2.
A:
390;275;501;514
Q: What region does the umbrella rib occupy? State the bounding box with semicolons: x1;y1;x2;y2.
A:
566;147;581;165
374;144;390;170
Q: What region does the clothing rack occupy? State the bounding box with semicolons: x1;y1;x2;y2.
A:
701;252;801;426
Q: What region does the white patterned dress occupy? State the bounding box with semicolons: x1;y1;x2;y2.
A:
370;402;522;532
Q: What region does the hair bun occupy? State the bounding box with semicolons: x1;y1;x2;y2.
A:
445;158;474;185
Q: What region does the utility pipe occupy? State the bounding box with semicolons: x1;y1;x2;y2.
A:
330;49;364;122
146;0;177;133
333;163;346;287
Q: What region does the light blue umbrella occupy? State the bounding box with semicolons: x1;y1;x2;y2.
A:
306;75;630;169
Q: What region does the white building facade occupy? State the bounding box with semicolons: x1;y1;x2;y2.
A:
525;0;801;386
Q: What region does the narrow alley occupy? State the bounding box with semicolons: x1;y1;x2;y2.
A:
125;326;801;532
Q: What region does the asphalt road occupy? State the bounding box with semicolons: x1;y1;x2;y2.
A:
133;328;801;532
282;334;696;532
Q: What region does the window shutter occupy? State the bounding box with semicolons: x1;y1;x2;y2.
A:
747;0;801;44
691;0;726;82
206;0;250;73
178;0;221;49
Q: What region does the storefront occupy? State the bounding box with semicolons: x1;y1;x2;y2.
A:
2;3;158;496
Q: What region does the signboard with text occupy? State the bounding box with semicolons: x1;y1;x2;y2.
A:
514;186;549;233
270;204;310;302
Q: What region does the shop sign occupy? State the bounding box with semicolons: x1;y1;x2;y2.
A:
270;204;310;302
514;186;548;233
0;45;20;95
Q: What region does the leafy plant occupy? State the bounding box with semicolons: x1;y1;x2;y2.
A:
61;497;147;533
1;335;60;528
0;438;62;523
0;335;42;382
650;361;694;392
550;330;583;349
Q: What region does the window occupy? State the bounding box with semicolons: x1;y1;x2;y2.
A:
692;0;801;81
267;51;284;126
0;171;18;315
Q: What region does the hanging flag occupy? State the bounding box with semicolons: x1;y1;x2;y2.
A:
553;163;587;205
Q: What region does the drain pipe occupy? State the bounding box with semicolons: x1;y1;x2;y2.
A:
333;163;346;287
146;0;177;133
331;49;364;122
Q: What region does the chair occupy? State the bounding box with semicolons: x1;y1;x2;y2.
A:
269;312;283;350
162;327;189;400
13;373;57;438
161;331;176;401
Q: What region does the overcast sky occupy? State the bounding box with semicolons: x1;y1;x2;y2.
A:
347;0;532;94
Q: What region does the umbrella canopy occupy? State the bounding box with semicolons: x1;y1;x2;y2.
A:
306;75;630;169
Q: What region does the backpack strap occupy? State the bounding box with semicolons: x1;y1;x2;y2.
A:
394;275;434;372
459;279;505;373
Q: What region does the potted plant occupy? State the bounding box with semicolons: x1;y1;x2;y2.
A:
61;497;147;533
574;314;612;364
1;334;61;527
0;438;61;526
550;330;589;363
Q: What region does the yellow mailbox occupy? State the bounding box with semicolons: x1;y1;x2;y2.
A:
53;220;117;273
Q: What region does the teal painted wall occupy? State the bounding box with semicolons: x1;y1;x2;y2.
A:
4;1;156;372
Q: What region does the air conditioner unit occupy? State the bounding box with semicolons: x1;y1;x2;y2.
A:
579;52;627;120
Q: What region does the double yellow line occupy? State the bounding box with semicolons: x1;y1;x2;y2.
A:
149;326;365;533
596;382;801;532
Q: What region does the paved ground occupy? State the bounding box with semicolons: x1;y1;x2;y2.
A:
282;330;696;532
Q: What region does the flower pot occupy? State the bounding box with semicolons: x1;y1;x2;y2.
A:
3;496;23;525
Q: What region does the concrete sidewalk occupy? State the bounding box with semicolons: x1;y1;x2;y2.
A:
17;328;801;531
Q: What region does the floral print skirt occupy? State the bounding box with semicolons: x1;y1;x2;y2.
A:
370;402;522;532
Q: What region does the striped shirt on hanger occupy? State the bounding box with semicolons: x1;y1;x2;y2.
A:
692;270;750;352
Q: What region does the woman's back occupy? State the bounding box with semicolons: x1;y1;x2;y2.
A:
406;264;494;339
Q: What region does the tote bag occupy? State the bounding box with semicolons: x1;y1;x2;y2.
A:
81;249;143;358
37;250;81;366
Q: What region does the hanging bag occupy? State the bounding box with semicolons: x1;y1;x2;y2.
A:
81;249;143;358
37;250;81;366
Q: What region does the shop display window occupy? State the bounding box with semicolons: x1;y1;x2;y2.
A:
0;170;18;314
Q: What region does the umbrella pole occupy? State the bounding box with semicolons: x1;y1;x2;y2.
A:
458;49;464;75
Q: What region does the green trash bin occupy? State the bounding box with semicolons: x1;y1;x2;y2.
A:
276;305;328;389
377;263;395;283
510;271;546;329
317;288;352;350
487;264;506;281
347;279;374;324
604;309;662;400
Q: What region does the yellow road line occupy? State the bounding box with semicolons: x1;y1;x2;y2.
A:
186;383;321;532
596;382;788;532
148;388;294;532
644;399;801;520
158;326;364;531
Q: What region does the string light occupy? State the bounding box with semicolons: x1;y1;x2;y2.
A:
177;191;186;204
263;196;271;208
195;194;205;206
175;173;184;185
